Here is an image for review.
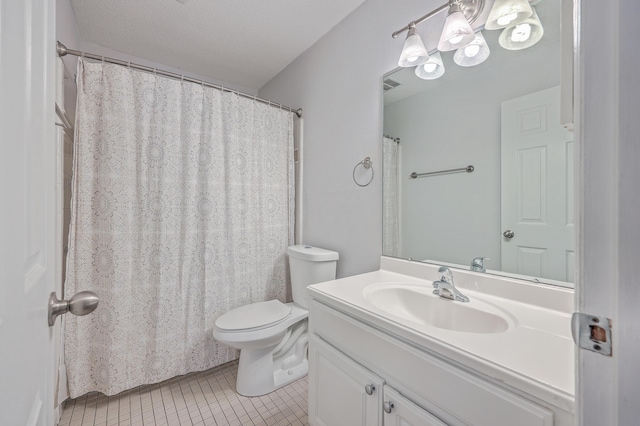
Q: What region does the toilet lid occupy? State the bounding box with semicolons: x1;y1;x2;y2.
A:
215;300;292;331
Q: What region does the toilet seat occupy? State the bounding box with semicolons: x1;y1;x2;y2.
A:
215;300;292;332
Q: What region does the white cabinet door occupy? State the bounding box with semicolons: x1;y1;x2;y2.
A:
501;86;575;283
383;386;448;426
308;334;384;426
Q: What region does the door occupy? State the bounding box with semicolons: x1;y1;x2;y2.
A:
383;386;448;426
0;1;57;425
308;334;384;426
501;86;574;283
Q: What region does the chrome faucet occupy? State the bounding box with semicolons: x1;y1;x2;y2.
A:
470;257;489;273
433;266;470;303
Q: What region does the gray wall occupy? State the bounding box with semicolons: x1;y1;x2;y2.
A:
384;41;561;270
259;0;434;277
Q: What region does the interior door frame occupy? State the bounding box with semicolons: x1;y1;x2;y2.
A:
576;0;640;424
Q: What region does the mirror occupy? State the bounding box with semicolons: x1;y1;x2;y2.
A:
382;0;574;287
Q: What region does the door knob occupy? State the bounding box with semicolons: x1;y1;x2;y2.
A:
383;401;395;414
48;291;99;326
503;230;515;239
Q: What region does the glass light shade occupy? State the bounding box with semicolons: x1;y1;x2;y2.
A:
453;32;490;67
498;8;544;50
415;52;445;80
398;26;429;67
437;4;476;52
485;0;533;30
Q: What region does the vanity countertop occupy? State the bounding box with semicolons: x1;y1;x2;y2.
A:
307;257;575;413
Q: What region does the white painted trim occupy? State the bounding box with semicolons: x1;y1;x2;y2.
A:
576;0;640;424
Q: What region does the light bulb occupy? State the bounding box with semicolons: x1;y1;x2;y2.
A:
423;63;437;73
437;3;475;52
453;32;490;67
510;23;531;42
406;54;420;63
497;12;518;26
464;44;480;57
398;25;429;67
415;51;445;80
449;35;464;45
498;8;543;50
485;0;533;30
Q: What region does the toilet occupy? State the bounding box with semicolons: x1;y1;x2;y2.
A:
213;245;339;397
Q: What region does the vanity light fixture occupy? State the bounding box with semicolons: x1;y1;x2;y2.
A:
453;32;490;66
392;0;544;79
415;52;445;80
437;0;477;52
398;23;430;67
485;0;533;30
498;7;544;50
392;0;484;79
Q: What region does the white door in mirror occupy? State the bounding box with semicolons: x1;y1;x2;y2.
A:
501;86;575;283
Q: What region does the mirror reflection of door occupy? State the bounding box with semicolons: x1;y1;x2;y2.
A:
501;86;574;282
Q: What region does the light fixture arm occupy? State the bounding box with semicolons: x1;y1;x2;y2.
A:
392;0;484;39
392;3;450;39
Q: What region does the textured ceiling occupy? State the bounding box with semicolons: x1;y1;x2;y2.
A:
70;0;367;90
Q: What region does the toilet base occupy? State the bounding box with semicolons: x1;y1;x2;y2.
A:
235;320;309;397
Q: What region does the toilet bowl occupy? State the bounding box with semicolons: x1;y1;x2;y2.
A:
213;245;338;397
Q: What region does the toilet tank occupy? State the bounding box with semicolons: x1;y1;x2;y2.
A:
287;245;338;309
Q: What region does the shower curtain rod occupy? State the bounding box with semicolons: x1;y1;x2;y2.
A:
56;42;303;118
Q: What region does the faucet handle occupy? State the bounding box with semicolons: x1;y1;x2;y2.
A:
470;257;490;272
437;266;454;284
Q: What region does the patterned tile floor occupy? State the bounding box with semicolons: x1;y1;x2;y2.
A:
58;360;309;426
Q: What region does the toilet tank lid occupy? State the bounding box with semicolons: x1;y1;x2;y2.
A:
287;245;339;261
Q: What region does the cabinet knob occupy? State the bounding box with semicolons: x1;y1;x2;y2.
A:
364;384;375;395
383;401;395;414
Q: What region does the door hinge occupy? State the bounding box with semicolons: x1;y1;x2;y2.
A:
571;312;612;356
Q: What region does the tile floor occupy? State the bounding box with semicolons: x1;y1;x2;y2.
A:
57;360;309;426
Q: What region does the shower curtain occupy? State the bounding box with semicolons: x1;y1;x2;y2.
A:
64;59;294;397
383;137;400;257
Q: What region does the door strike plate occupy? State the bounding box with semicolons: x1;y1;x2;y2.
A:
571;313;612;356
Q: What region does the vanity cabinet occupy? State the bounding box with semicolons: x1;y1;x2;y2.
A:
308;299;560;426
383;386;448;426
309;334;444;426
308;335;383;426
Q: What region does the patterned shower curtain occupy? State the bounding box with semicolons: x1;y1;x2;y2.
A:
64;59;294;397
383;137;400;257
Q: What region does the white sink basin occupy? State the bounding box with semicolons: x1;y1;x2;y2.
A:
363;283;514;334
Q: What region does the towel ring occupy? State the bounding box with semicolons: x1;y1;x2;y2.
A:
353;157;374;187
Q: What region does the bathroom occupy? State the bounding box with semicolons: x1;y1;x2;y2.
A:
1;0;638;425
